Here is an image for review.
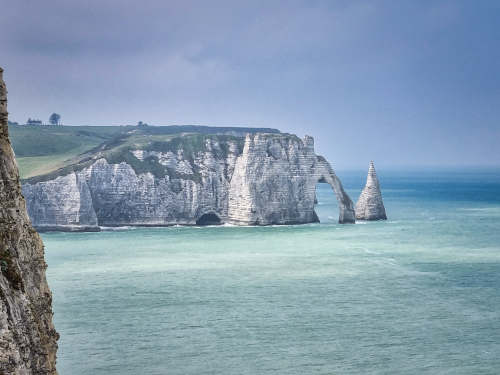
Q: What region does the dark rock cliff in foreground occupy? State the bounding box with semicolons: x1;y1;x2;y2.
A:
0;68;58;373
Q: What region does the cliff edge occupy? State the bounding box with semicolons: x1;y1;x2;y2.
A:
0;68;58;373
22;132;355;229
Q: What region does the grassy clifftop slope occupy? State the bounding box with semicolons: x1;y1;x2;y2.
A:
10;124;279;179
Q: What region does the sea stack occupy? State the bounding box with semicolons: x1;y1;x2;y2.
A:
355;161;387;220
0;68;58;373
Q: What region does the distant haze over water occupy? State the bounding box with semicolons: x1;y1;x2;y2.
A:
2;1;500;168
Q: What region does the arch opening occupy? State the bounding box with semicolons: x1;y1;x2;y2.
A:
196;212;222;226
314;181;339;224
314;158;356;224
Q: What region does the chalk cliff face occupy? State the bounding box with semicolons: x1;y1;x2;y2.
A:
0;68;58;373
228;134;355;225
22;132;355;229
355;161;387;220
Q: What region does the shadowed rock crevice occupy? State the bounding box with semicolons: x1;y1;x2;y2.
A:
196;212;222;225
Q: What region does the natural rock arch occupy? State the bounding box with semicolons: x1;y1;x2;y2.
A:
226;134;355;225
315;157;356;224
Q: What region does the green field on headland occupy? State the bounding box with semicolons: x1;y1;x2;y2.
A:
9;124;279;179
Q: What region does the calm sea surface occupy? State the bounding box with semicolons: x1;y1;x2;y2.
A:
42;169;500;374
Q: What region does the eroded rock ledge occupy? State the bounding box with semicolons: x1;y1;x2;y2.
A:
0;68;58;373
23;132;356;230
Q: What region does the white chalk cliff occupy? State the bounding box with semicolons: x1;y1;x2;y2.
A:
355;161;387;220
22;133;356;229
228;134;355;225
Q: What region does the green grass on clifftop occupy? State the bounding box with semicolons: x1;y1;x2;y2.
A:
10;125;127;178
10;124;279;180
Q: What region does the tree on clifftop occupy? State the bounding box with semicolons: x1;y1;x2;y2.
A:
49;113;61;125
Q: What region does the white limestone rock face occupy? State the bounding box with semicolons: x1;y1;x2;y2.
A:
22;172;98;231
0;67;58;374
23;137;241;228
22;133;356;229
84;157;227;226
355;161;387;220
227;134;355;225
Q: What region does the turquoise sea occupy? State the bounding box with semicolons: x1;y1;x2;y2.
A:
42;169;500;374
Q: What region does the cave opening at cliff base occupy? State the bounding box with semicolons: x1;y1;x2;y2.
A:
196;212;222;225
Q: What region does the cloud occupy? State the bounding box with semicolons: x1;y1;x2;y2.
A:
1;0;499;167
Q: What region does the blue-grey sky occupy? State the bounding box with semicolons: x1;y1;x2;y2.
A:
1;0;499;168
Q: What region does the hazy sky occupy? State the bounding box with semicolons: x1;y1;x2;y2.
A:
1;0;499;168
